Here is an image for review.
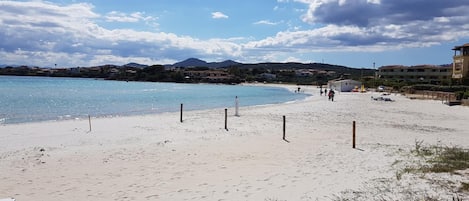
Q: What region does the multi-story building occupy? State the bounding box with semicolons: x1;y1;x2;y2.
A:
377;65;452;83
452;43;469;79
183;70;233;83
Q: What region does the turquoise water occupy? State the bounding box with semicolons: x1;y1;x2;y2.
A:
0;76;309;124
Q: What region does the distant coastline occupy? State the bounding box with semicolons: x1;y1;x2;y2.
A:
0;58;375;85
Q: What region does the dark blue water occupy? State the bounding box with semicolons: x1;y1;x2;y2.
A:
0;76;309;124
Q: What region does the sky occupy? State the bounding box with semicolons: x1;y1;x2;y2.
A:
1;0;469;68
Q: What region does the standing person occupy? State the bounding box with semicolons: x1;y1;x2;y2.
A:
235;96;239;116
324;89;327;97
329;90;335;101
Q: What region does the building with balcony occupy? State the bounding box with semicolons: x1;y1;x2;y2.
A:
377;65;452;83
452;43;469;79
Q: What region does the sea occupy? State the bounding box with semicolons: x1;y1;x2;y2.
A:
0;76;309;124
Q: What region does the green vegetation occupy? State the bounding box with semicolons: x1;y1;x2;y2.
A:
388;140;469;199
455;90;469;100
461;182;469;192
337;141;469;200
0;62;375;85
393;85;469;100
6;62;469;89
403;84;469;93
411;140;469;174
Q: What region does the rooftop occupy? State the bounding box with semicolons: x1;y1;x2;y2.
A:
452;43;469;50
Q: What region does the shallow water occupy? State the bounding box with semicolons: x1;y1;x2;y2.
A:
0;76;308;124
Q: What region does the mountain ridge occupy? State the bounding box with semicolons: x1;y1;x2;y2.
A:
172;58;241;68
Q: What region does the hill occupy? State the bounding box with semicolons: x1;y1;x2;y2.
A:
172;58;241;68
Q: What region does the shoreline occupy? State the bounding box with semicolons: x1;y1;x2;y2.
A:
1;85;468;200
0;82;310;126
0;83;313;150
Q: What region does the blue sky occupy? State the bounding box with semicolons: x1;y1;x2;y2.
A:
1;0;468;68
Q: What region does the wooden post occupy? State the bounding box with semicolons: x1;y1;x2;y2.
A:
283;115;286;140
352;121;356;148
235;96;239;117
180;103;183;123
88;115;92;132
224;108;228;130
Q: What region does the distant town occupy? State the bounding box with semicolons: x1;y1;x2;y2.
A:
0;58;376;85
1;43;469;90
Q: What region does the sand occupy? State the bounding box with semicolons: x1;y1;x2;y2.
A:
0;84;468;201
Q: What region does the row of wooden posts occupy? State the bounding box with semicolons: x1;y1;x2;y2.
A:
87;104;359;149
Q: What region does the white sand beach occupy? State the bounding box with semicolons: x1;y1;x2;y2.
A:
1;84;468;201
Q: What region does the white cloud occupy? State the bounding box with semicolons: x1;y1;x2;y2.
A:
0;1;240;66
244;23;454;54
253;20;279;26
211;11;228;19
1;0;469;67
106;11;134;22
105;11;157;23
284;56;302;62
105;11;159;28
433;17;450;23
367;0;380;4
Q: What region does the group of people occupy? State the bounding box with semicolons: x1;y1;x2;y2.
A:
320;87;335;101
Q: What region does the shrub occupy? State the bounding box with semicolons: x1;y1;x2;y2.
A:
411;142;469;173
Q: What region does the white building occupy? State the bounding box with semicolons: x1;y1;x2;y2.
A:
327;79;362;92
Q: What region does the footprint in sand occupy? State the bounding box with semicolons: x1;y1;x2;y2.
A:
198;183;208;186
145;194;159;199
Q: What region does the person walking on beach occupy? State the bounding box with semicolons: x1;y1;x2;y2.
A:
328;89;335;101
235;96;239;116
